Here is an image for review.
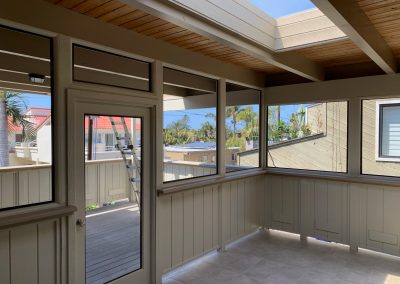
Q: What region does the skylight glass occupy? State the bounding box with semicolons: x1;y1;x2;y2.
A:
249;0;315;18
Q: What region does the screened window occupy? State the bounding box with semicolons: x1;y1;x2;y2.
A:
163;68;217;182
0;26;53;210
73;45;150;91
225;83;260;172
267;101;348;173
362;99;400;177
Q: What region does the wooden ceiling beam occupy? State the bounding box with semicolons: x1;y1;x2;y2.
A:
311;0;397;74
121;0;325;81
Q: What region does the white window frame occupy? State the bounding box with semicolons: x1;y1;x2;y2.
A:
375;99;400;162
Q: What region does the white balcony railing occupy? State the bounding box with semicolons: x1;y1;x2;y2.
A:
0;159;253;209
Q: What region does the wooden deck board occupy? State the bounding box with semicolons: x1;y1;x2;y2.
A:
85;204;141;284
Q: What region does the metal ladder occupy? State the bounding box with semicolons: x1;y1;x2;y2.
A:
109;117;141;209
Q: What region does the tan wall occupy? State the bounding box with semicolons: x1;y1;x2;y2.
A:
266;100;400;175
268;102;348;172
237;151;259;167
165;149;239;164
164;151;216;163
307;103;327;134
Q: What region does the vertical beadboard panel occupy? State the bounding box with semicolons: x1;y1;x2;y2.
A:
300;178;314;237
230;182;238;238
10;224;38;284
157;195;172;273
0;218;61;284
98;163;106;206
264;175;272;228
382;188;400;255
212;185;219;248
0;230;10;283
39;169;51;202
1;172;15;208
245;178;258;233
18;171;28;206
193;188;204;256
237;179;245;236
0;167;53;209
314;180;328;232
28;171;40;204
221;182;230;244
183;190;194;260
366;185;384;251
349;183;363;248
256;175;265;228
38;220;57;284
171;193;184;267
203;186;213;251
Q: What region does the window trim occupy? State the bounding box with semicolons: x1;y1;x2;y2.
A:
162;68;219;184
0;25;55;211
266;100;350;174
224;82;262;173
376;99;400;162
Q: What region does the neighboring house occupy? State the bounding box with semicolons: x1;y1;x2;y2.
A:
8;107;50;149
263;100;400;176
83;116;141;160
9;110;143;164
164;142;239;164
237;148;259;167
8;108;51;165
36;115;52;163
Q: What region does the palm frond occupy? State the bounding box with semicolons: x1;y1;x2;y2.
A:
4;91;36;141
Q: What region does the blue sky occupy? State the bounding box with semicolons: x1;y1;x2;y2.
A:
249;0;315;18
164;108;215;129
20;93;51;109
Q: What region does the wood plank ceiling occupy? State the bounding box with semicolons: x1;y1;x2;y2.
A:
44;0;400;85
45;0;284;74
358;0;400;57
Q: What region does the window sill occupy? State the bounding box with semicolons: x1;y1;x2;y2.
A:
376;157;400;163
158;168;267;195
266;168;400;187
0;203;77;230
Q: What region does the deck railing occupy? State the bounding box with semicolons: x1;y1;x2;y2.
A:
0;159;253;209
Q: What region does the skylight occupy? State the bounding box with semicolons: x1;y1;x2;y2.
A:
249;0;316;18
167;0;345;51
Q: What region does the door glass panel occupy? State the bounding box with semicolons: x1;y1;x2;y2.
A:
84;115;142;284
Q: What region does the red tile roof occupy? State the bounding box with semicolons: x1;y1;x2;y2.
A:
8;119;22;132
84;116;141;130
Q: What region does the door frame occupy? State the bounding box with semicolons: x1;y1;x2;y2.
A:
66;87;157;284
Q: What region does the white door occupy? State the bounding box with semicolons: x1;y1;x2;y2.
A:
68;90;152;284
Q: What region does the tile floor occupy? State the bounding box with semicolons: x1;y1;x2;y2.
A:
163;230;400;284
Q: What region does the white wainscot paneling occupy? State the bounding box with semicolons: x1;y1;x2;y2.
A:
156;175;265;276
0;218;62;284
0;167;52;209
265;175;300;233
300;179;349;243
156;185;219;276
265;174;400;257
350;183;400;256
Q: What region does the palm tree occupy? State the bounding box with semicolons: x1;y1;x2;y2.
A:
0;91;34;167
226;106;240;135
237;106;257;129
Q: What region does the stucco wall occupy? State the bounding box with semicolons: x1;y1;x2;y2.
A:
267;102;348;172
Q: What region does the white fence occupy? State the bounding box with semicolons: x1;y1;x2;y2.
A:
0;160;225;209
0;164;51;209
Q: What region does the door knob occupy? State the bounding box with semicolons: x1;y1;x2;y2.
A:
76;218;86;227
